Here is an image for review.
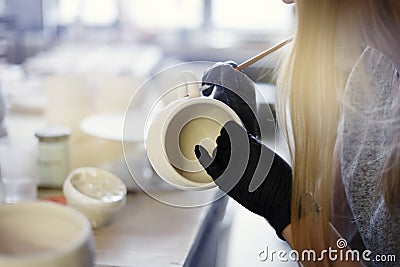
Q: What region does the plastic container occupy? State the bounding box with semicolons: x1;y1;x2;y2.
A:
2;176;37;203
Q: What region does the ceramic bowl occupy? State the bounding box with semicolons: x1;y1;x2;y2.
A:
63;167;127;228
0;201;94;267
145;95;242;190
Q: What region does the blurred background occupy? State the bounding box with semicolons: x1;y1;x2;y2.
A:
0;0;294;176
0;1;295;266
0;0;294;64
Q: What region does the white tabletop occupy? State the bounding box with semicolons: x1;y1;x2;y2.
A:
37;187;224;267
93;190;222;267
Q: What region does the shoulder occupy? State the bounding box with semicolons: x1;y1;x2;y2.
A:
340;45;400;160
343;46;400;114
347;45;399;92
354;46;398;74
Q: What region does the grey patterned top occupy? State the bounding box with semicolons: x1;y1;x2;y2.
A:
340;46;400;266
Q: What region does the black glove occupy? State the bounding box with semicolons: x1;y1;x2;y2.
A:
201;62;261;138
195;121;292;240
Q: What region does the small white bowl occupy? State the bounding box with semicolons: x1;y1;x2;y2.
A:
0;201;94;267
63;167;127;228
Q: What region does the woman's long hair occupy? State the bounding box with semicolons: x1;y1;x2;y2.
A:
276;0;400;265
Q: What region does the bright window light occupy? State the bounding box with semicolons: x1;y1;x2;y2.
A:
212;0;293;32
127;0;203;29
58;0;80;24
80;0;118;26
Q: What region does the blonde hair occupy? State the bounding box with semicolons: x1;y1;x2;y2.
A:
276;0;400;265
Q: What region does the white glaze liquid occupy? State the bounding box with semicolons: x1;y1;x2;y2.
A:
71;173;125;202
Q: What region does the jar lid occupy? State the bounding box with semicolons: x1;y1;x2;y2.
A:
35;127;71;142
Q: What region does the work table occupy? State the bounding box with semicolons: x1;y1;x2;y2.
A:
38;189;228;267
96;191;227;266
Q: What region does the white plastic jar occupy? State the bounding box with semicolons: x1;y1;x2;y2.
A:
35;127;71;188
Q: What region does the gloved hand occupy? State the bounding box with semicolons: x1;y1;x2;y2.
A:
195;121;292;239
201;62;261;138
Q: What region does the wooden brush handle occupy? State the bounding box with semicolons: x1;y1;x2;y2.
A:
235;37;293;71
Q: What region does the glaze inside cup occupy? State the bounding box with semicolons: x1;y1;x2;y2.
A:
163;99;240;186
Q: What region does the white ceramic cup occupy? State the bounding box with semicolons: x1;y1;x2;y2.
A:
0;201;94;267
145;86;242;190
63;167;127;228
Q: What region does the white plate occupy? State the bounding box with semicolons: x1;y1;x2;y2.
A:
80;111;146;142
